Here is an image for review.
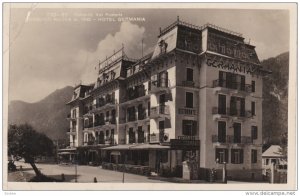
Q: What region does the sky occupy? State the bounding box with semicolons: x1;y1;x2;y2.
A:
7;6;290;103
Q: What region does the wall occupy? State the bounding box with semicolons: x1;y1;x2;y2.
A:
200;55;263;170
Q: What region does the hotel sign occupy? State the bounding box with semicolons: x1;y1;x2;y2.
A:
170;136;200;150
206;54;263;76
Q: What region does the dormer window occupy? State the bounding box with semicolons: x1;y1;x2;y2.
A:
111;71;116;79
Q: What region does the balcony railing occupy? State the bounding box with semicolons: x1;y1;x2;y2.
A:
125;88;147;102
91;99;116;111
127;115;137;122
212;135;252;144
67;128;76;135
67;114;77;120
138;111;147;120
213;79;252;93
212;107;252;118
94;121;105;127
150;105;170;118
181;80;195;88
178;108;197;115
84;123;94;129
149;78;170;93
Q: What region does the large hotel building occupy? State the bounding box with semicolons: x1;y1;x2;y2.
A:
64;18;269;179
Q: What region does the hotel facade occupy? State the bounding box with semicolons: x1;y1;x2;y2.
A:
64;18;269;179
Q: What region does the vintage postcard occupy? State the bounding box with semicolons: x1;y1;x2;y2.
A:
2;2;297;191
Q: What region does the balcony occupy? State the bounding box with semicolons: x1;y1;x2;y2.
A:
84;140;97;146
66;128;76;135
178;107;197;116
213;79;252;95
212;135;252;145
84;123;94;129
150;105;170;119
212;107;252;120
121;89;150;106
90;99;117;113
67;114;77;121
149;79;170;94
94;121;105;128
181;80;195;88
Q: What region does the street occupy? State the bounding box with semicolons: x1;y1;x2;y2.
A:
13;161;164;183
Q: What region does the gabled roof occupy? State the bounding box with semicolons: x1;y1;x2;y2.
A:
262;145;285;158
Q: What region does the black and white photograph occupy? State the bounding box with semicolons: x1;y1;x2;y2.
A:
2;2;297;192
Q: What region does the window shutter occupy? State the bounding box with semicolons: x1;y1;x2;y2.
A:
192;121;197;136
225;149;229;163
231;149;235;164
215;148;218;162
240;149;244;164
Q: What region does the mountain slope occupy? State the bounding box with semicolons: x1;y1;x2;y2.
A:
261;52;289;147
8;86;74;140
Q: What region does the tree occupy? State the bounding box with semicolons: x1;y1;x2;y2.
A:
279;131;288;160
8;123;54;176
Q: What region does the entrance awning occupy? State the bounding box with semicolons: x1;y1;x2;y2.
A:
58;152;77;155
58;147;76;152
103;144;170;150
132;143;170;150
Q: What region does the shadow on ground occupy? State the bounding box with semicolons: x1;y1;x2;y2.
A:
46;174;79;182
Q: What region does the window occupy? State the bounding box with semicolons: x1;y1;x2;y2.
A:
137;126;144;143
218;121;226;143
215;148;228;163
251;149;257;163
72;109;77;118
251;126;258;140
231;149;243;164
99;131;104;144
252;81;256;92
219;71;226;87
148;102;150;117
182;120;197;136
186;68;194;81
230;96;245;116
148;81;151;91
240;75;245;91
111;129;114;143
138;104;145;120
271;159;277;164
251;102;256;116
147;125;150;142
127;106;136;122
128;128;135;144
266;158;269;165
233;123;241;143
159;94;166;105
158;121;166;142
218;94;226;114
106;111;110;122
159;71;168;87
186;92;194;108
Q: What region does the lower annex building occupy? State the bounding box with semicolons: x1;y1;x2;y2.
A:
60;18;270;180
